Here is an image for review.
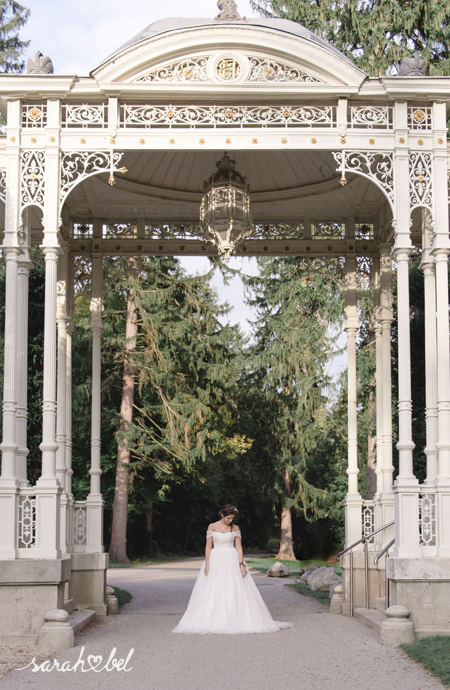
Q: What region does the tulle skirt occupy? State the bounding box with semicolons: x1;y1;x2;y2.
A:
172;547;293;634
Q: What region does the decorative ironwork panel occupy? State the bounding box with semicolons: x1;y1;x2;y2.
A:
60;151;125;203
74;256;92;296
419;493;436;546
120;104;336;129
18;494;36;548
332;150;394;203
62;103;106;128
21;150;45;209
103;222;138;238
355;222;374;240
73;221;94;238
145;223;201;239
0;169;6;204
410;151;433;210
357;256;372;290
248;58;321;83
136;57;209;82
349;106;393;130
408;106;432;130
22;104;47;129
362;501;375;542
312;222;344;239
73;502;87;546
247;223;304;240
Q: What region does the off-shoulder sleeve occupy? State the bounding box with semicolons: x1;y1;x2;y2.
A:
233;529;242;539
206;530;214;539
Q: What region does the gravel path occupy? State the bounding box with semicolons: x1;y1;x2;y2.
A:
0;557;445;690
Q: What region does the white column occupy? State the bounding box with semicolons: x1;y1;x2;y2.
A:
373;258;384;540
65;254;74;498
431;102;450;555
379;244;395;534
56;244;69;552
15;248;32;487
34;98;63;558
392;103;420;557
344;250;362;546
420;210;438;485
86;251;104;552
0;100;22;557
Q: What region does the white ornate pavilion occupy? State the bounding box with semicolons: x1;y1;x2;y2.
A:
0;1;449;648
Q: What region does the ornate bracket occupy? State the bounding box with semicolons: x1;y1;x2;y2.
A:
332;150;394;206
21;150;45;212
409;151;432;211
60;150;127;205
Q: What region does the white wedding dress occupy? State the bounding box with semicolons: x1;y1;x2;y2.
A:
172;529;293;634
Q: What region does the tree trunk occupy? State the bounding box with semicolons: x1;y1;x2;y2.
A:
275;464;297;561
109;286;138;563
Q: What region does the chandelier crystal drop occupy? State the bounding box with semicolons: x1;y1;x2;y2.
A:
200;152;252;261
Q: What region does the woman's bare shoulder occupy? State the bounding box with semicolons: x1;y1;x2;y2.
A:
232;524;240;531
207;522;218;531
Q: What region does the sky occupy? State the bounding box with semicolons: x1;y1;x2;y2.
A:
20;0;347;376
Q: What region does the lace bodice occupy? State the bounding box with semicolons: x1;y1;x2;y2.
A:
206;529;242;548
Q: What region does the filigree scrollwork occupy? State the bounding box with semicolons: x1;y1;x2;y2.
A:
136;58;209;83
356;256;372;290
332;150;394;204
407;106;432;130
60;151;126;204
362;501;375;542
0;169;6;204
145;224;202;239
349;106;393;130
410;151;432;210
73;502;87;545
62;103;106;128
246;223;304;240
121;104;336;128
355;222;374;239
73;221;94;238
248;58;321;83
103;222;137;239
21;150;45;210
312;222;344;239
18;494;36;548
22;103;47;128
419;493;436;546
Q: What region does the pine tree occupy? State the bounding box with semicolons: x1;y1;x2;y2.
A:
0;0;30;73
250;0;450;76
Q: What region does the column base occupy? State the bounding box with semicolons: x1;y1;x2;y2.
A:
0;557;71;646
69;552;109;616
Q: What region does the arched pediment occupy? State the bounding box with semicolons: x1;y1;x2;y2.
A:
92;21;367;89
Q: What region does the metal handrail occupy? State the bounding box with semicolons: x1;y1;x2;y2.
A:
374;538;395;565
336;520;395;560
374;538;395;610
336;520;395;617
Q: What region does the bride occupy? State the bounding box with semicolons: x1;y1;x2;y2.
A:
172;504;293;634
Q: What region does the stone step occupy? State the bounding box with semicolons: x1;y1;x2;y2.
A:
353;607;384;632
375;596;386;613
68;608;96;634
63;598;75;614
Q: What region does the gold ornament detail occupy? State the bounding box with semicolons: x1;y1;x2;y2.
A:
284;110;290;118
31;137;37;144
284;246;290;251
281;137;287;144
438;137;444;144
369;138;375;145
49;136;56;142
28;108;41;120
80;138;86;144
311;137;317;144
340;138;346;144
110;138;116;145
414;109;425;122
417;174;424;181
199;138;205;144
399;137;405;144
140;138;146;144
252;138;258;144
168;111;174;118
217;58;240;81
417;139;424;145
169;138;175;144
340;173;347;186
225;138;231;144
9;136;15;142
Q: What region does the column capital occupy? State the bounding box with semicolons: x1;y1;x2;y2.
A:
431;246;450;260
392;246;413;260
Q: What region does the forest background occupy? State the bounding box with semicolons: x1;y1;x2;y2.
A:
0;0;447;562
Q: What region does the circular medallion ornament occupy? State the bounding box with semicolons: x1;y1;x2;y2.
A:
208;53;249;83
217;58;240;81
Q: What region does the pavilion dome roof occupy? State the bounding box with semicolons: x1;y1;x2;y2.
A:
104;16;359;70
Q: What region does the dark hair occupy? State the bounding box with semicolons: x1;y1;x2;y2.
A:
219;504;238;517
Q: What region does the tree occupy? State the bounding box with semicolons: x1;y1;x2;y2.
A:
250;0;450;76
0;0;30;73
242;256;345;559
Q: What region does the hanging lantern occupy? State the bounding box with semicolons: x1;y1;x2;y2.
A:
200;152;252;261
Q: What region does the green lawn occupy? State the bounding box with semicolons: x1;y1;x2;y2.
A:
112;586;133;609
245;556;342;577
401;636;450;687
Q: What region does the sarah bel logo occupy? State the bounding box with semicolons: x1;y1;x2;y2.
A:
16;645;134;673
